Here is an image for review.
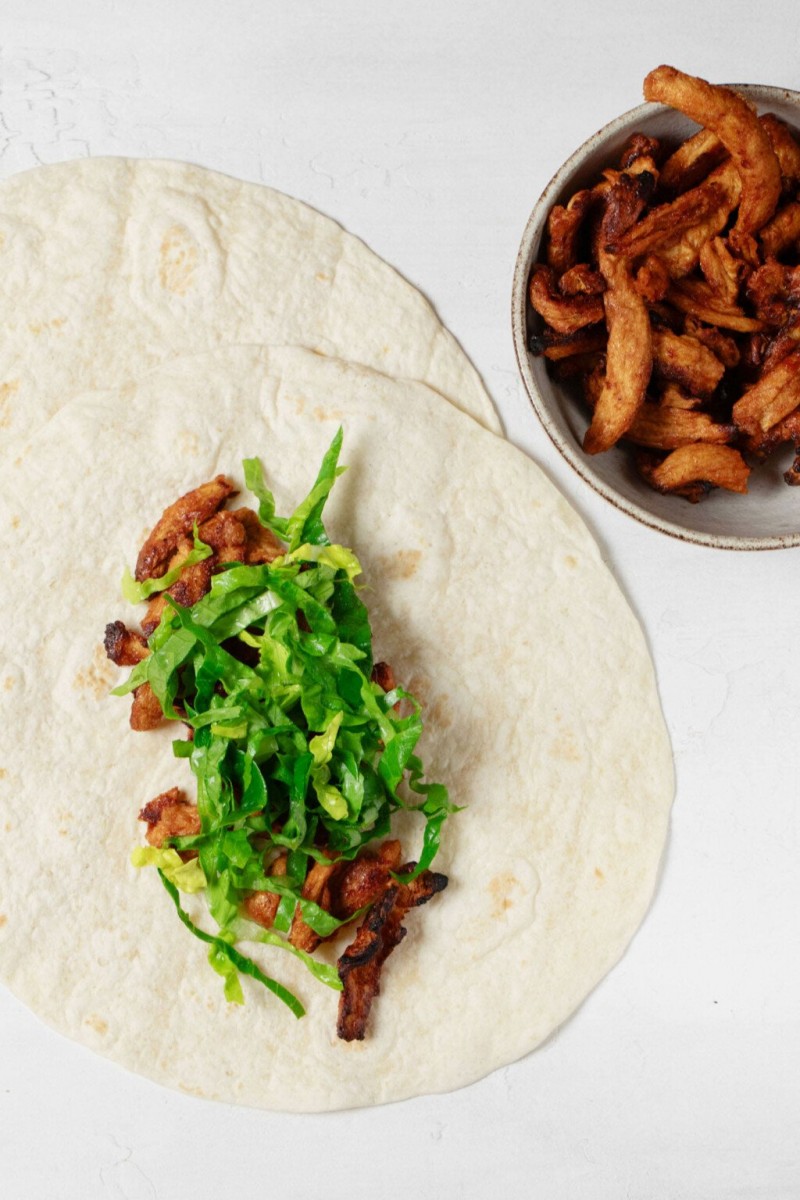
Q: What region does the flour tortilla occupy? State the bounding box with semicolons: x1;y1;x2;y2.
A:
0;158;498;442
0;345;672;1111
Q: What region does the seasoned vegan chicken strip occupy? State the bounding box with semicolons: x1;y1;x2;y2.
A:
643;66;781;259
103;621;149;666
139;788;202;847
135;475;236;582
129;682;165;731
337;864;448;1041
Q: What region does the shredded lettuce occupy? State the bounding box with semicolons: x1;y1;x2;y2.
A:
131;846;207;892
118;430;455;1015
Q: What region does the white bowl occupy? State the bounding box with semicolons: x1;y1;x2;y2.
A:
511;84;800;550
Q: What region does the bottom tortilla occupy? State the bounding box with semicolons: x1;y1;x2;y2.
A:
0;345;673;1111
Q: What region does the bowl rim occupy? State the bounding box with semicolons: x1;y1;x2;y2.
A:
511;84;800;551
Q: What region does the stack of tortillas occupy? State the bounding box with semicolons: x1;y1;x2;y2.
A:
0;159;672;1110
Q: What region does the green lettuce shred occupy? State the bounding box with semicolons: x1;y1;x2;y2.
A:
131;846;206;893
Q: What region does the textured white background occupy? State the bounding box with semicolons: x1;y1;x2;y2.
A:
1;2;799;1197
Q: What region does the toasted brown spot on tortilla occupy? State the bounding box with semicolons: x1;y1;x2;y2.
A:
406;673;430;708
383;548;421;581
159;224;198;295
595;868;605;881
427;694;452;730
0;915;7;928
85;1014;108;1035
488;872;520;918
564;554;577;568
178;430;201;456
73;645;116;700
28;317;66;335
3;677;14;691
0;380;20;428
10;515;19;529
315;272;330;282
0;768;7;779
295;396;306;414
313;405;343;421
550;729;581;762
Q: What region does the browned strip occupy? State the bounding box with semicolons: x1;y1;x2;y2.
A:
243;854;288;929
733;347;800;436
637;443;750;501
336;887;403;1042
141;510;247;635
583;249;651;455
545;189;594;275
682;319;740;369
761;113;800;186
604;181;726;259
595;170;653;248
761;315;800;373
698;237;744;307
553;350;606;380
558;263;605;297
667;279;765;333
104;621;149;666
336;865;448;1041
760;201;800;258
651;329;725;397
746;261;800;327
139;788;201;847
528;265;605;334
659;127;727;194
619;133;661;172
289;857;342;953
626;404;733;450
657;382;703;410
233;508;286;564
198;509;247;563
643;66;781;257
331;841;402;918
633;255;670;303
135;475;236;582
531;326;608;362
742;405;800;458
656;163;741;278
130;682;164;731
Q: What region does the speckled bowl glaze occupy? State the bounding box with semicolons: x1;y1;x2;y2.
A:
512;84;800;550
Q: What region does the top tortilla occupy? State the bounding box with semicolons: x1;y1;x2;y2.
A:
0;158;498;442
0;344;672;1111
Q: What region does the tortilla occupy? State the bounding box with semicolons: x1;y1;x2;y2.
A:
0;345;672;1111
0;158;498;443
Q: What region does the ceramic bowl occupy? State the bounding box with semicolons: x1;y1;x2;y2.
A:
511;84;800;550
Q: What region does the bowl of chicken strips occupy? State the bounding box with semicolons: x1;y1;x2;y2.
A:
512;66;800;549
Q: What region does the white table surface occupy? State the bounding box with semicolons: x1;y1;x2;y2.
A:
1;3;799;1197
